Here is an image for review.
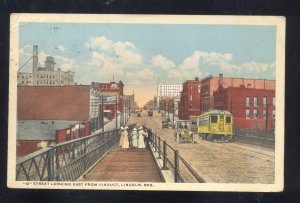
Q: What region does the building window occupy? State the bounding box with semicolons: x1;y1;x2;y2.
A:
254;97;258;108
246;96;250;107
190;86;194;91
263;110;267;119
190;95;193;101
273;97;275;106
246;109;250;119
263;97;267;107
254;109;258;119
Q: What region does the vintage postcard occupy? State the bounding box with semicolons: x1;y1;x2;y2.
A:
8;14;285;191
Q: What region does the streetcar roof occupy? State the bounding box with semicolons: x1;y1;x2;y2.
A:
201;109;232;116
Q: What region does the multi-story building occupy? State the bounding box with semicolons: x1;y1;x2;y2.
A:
97;81;124;115
200;74;275;113
214;84;275;130
18;45;75;86
157;84;182;108
178;78;201;120
17;72;33;86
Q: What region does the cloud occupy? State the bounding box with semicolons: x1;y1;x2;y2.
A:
55;55;77;71
126;68;155;80
86;36;113;51
151;55;175;70
219;61;275;74
86;36;143;71
56;45;65;52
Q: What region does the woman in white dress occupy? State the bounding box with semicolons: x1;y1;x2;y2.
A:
131;128;138;148
138;127;146;149
121;126;129;149
119;127;124;146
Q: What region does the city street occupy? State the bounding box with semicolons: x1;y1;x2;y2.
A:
127;110;275;183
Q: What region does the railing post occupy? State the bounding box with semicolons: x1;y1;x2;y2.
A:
174;150;179;183
47;147;55;181
162;140;168;170
158;137;161;159
55;145;60;180
154;135;157;152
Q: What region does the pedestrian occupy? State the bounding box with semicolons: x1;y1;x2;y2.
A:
119;127;124;147
131;128;138;148
138;127;146;149
121;126;129;149
143;126;149;148
148;128;153;146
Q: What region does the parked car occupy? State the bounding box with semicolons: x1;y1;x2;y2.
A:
174;120;195;143
162;120;169;129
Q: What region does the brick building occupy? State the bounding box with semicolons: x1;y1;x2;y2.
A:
214;85;275;130
17;85;95;157
97;81;124;116
200;74;275;113
159;96;178;114
178;78;201;120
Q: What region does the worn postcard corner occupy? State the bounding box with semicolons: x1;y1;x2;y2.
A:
8;13;285;192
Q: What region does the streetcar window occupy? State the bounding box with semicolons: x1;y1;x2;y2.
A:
211;116;218;123
226;116;231;124
199;117;209;126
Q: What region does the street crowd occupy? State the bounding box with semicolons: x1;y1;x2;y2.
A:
119;126;152;149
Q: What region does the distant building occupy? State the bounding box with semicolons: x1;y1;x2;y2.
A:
158;84;182;109
178;78;201;120
200;74;275;113
18;45;75;86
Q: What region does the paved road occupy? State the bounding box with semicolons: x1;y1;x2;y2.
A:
127;110;275;184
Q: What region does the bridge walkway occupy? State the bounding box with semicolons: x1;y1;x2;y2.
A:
81;146;163;182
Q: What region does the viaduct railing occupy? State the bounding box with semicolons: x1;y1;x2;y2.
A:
16;124;136;181
149;133;205;183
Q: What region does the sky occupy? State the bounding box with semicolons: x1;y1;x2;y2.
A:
19;22;276;106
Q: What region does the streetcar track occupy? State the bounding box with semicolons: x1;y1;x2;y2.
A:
199;139;275;158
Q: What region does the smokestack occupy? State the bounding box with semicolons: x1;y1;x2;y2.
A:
219;73;223;86
195;77;199;81
33;45;38;73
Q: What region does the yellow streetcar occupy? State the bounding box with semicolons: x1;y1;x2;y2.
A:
190;110;233;142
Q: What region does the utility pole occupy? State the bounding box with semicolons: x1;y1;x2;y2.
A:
157;77;159;110
266;103;268;130
116;95;118;130
102;95;104;132
173;101;175;122
168;102;170;120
